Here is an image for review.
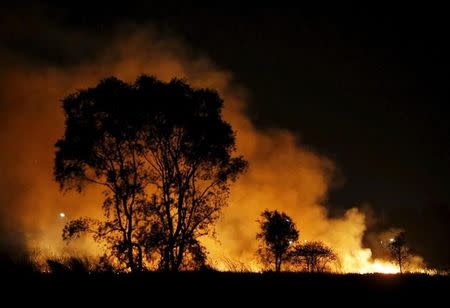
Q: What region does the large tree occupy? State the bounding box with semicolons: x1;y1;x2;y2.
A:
256;210;299;272
55;75;247;272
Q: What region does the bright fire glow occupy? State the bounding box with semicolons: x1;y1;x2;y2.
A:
362;261;399;274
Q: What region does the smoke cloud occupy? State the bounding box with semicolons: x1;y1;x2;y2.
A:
0;17;425;272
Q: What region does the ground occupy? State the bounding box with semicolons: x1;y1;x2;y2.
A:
2;271;449;304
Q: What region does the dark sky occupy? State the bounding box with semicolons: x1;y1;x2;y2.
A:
1;4;449;267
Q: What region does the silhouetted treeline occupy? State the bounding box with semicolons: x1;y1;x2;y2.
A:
256;209;339;273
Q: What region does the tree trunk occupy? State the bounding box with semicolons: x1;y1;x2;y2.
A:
161;241;180;272
169;242;177;272
174;243;186;272
275;255;281;272
127;242;135;272
162;245;173;271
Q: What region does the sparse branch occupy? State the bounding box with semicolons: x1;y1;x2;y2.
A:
82;175;114;191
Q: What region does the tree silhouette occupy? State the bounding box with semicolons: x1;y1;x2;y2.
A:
256;210;299;272
290;241;337;272
388;231;410;274
55;75;247;272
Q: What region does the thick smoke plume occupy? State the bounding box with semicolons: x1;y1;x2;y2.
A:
0;24;424;272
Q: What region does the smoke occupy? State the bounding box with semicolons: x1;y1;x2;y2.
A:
0;19;425;272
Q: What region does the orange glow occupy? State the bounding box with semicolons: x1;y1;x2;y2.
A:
0;30;429;274
369;261;399;274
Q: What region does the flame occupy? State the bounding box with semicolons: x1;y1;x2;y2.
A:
369;262;399;274
0;28;429;273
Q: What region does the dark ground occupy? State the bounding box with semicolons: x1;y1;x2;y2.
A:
3;271;449;305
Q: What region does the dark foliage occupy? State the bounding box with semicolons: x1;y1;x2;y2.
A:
256;210;299;272
55;75;247;271
290;241;338;272
46;257;92;274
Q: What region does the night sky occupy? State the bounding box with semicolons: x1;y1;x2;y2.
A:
1;4;449;267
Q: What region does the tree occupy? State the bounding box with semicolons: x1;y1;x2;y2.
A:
55;75;247;272
388;231;410;274
290;241;337;273
256;210;299;272
56;77;150;272
136;76;247;271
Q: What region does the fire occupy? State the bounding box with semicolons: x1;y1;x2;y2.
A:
0;28;430;274
340;247;399;273
369;261;399;274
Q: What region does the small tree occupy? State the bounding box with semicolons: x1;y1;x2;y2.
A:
388;231;410;274
256;210;299;272
290;241;337;272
